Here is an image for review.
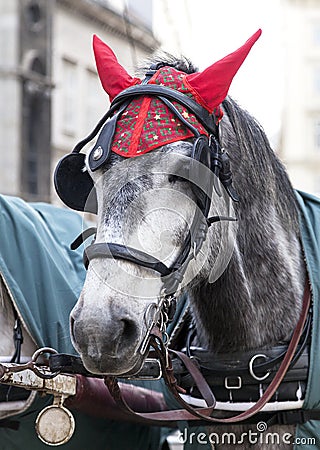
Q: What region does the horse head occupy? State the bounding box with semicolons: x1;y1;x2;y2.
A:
56;29;304;378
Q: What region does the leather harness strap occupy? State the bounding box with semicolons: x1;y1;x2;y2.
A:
105;281;311;425
84;243;172;276
60;73;312;425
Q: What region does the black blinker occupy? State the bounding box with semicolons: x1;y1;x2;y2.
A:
87;112;120;172
54;153;97;214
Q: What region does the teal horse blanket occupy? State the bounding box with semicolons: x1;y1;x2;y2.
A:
0;195;164;450
295;191;320;449
1;190;319;449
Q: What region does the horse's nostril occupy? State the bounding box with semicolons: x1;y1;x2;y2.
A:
121;319;138;344
70;315;75;339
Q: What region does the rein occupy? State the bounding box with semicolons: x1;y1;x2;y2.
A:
104;282;311;425
70;218;311;424
60;77;312;425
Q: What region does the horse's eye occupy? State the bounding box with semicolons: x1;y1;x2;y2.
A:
168;174;188;184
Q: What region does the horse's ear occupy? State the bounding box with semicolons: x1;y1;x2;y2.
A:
185;29;262;113
92;34;141;101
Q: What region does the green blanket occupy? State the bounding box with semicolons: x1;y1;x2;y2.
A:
295;190;320;449
2;190;318;449
0;195;164;450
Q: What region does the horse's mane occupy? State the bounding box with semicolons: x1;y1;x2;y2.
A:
138;53;298;231
221;97;299;232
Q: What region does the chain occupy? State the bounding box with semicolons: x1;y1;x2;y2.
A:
139;291;176;356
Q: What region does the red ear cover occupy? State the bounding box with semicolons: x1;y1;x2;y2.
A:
92;34;141;102
185;29;262;112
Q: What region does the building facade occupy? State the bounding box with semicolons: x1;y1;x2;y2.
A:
0;0;158;202
0;0;52;201
281;0;320;193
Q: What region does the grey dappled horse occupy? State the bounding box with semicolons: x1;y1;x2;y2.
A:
67;31;305;449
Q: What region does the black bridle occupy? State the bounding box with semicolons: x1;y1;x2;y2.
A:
55;75;239;357
52;74;316;428
65;83;238;344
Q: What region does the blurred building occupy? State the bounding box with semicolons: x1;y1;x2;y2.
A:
2;0;320;201
152;0;320;194
281;0;320;193
0;0;158;202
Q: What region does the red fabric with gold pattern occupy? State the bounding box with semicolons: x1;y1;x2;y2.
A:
111;67;218;157
93;30;262;158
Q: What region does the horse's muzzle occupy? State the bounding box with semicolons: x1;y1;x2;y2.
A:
70;309;143;375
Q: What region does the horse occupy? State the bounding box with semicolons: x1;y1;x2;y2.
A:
0;196;166;449
54;30;317;449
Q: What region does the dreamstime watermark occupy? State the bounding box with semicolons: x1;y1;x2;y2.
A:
177;422;317;446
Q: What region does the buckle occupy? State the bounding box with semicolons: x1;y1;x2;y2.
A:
224;376;242;390
128;359;162;381
277;410;309;425
249;354;270;381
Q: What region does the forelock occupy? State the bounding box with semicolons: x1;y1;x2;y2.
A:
136;52;198;77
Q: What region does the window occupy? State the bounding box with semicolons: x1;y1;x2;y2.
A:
21;82;51;201
25;0;44;32
85;69;102;130
62;58;78;135
313;65;320;96
313;24;320;47
314;119;320;151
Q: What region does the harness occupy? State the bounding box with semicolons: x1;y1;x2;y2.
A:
53;75;315;427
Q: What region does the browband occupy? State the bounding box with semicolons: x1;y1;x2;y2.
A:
111;85;219;135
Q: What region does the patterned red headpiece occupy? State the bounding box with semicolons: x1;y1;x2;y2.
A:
93;30;262;158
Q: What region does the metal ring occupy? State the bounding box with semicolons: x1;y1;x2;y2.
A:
144;303;157;328
31;347;60;379
31;347;58;363
248;354;270;381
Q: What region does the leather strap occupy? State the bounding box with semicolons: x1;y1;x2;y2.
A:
88;101;130;172
84;242;172;276
0;419;20;430
105;281;311;424
71;84;218;157
70;227;97;250
111;85;218;135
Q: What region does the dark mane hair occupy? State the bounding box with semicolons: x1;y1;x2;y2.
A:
221;96;299;231
137;52;198;76
189;95;303;351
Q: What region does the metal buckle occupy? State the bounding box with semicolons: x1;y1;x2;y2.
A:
248;353;270;381
224;376;242;390
128;359;162;381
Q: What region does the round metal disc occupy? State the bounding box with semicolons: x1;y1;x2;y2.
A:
35;405;75;446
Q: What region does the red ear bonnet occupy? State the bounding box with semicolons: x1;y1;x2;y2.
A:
92;30;262;157
185;29;262;112
92;34;141;102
